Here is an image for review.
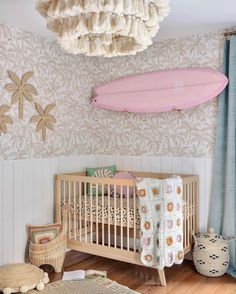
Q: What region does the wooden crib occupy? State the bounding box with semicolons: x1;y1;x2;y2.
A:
55;171;199;286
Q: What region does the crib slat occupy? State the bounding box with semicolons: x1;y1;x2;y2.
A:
193;181;196;235
121;185;123;250
73;182;76;240
79;181;82;241
90;183;93;244
68;181;71;239
84;181;87;243
108;184;111;247
184;183;187;249
133;185;136;252
190;182;193;243
63;180;66;205
127;185;130;251
102;184;104;246
114;184;117;249
96;183;99;245
187;183;190;248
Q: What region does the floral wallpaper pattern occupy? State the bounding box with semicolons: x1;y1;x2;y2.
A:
0;24;225;160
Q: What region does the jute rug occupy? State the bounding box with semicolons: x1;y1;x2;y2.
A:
29;278;140;294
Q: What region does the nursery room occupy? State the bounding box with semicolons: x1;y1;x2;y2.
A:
0;0;236;293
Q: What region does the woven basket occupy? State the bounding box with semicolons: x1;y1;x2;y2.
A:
193;228;236;277
28;208;68;273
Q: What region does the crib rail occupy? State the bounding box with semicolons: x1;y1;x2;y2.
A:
55;171;199;263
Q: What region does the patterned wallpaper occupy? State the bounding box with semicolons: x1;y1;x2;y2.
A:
0;24;225;160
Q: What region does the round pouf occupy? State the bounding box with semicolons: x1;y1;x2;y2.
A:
0;263;49;294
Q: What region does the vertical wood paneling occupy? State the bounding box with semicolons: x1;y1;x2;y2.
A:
73;155;88;171
0;161;3;265
113;155;124;170
50;158;59;220
84;155;98;168
193;158;207;231
97;155;109;167
121;156;133;171
58;156;74;173
32;159;43;224
42;158;53;224
23;160;33;225
182;158;194;175
141;156;151;172
0;154;213;265
160;156;172;173
171;157;183;174
204;158;213;227
103;155;117;167
150;156;161;172
131;156;142;171
13;160;24;262
2;161;14;264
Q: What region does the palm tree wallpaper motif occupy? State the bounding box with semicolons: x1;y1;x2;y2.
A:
0;105;13;135
30;102;56;141
4;70;38;119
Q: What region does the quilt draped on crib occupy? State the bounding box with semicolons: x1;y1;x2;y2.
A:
136;176;184;269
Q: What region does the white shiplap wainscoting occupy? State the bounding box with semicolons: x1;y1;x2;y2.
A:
0;155;213;265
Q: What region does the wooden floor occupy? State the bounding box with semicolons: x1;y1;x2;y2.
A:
47;250;236;294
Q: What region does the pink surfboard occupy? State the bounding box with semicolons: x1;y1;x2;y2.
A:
92;68;228;113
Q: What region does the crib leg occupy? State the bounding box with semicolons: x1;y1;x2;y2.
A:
158;269;166;287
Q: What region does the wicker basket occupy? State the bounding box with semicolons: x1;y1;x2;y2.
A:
28;208;68;273
193;228;235;277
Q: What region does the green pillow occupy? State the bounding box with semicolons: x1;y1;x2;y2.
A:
86;165;116;176
86;165;116;196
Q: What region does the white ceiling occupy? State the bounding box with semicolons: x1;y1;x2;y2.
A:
0;0;236;41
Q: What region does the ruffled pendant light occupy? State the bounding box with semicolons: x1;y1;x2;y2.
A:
36;0;170;57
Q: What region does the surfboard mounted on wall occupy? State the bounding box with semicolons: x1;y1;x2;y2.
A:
91;68;228;113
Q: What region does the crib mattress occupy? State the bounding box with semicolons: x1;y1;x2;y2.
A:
63;196;193;227
63;196;139;226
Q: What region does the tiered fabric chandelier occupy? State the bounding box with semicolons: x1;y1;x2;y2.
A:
36;0;170;57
